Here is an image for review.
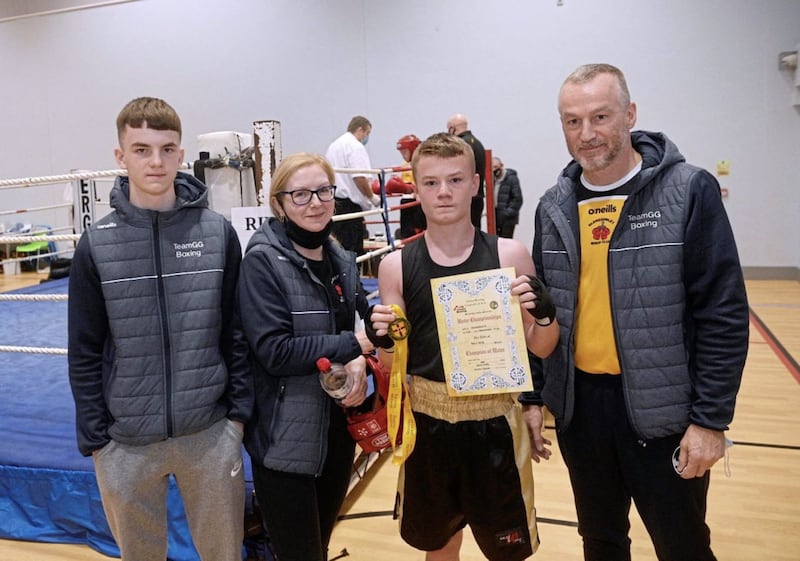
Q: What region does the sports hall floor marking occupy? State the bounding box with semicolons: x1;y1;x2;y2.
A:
749;309;800;384
730;309;800;451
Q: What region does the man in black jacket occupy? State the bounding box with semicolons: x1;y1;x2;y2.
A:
447;113;486;229
523;64;748;561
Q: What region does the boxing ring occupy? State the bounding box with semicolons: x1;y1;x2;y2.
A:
0;154;420;560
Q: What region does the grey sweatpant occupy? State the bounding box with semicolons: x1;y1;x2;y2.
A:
93;418;245;561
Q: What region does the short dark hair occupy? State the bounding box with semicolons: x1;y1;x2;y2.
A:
347;115;371;133
116;97;182;142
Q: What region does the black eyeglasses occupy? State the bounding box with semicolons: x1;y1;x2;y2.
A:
278;185;336;205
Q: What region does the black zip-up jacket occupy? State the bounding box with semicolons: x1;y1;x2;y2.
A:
238;218;367;476
524;131;749;439
68;172;251;456
495;168;523;225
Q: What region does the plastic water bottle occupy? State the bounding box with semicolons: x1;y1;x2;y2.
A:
316;357;354;401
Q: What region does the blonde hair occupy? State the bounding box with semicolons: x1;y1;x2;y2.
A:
411;132;475;177
269;153;336;216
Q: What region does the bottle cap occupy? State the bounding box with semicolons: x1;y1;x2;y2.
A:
316;357;331;371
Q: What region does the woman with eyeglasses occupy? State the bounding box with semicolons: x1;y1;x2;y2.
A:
237;153;375;561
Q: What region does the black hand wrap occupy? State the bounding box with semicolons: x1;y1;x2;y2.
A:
365;305;394;349
525;275;556;322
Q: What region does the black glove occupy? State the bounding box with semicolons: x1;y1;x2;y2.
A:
365;305;394;349
525;275;556;323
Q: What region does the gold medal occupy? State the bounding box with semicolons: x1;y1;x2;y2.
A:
388;317;411;341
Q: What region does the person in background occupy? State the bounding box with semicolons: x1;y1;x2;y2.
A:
237;152;375;561
325;116;381;255
395;133;422;185
369;133;559;561
393;133;427;239
491;156;523;238
68;97;251;561
376;134;420;197
525;63;749;561
447;113;486;229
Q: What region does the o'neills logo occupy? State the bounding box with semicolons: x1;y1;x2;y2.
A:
588;203;617;214
628;210;661;230
174;240;204;258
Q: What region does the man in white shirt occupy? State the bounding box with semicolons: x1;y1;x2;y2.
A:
325;116;380;254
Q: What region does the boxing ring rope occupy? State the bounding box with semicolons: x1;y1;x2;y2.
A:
0;161;423;354
0;293;68;302
1;234;81;243
0;202;73;216
329;164;423;250
0;165;200;270
0;163;413;230
333;200;419;259
0;169;124;189
319;163;424;301
0;233;82;266
0;344;67;355
0;169;105;356
0;164;190;190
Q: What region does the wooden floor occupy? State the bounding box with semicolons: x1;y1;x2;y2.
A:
0;269;51;292
1;278;798;561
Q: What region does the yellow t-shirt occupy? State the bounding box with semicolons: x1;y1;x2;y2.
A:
400;162;414;185
575;193;627;374
573;162;641;374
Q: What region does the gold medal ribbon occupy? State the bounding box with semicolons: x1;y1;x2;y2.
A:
386;304;416;465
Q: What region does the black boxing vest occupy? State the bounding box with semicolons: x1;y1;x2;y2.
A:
401;228;501;382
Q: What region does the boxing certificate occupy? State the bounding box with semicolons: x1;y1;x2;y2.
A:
431;267;533;396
